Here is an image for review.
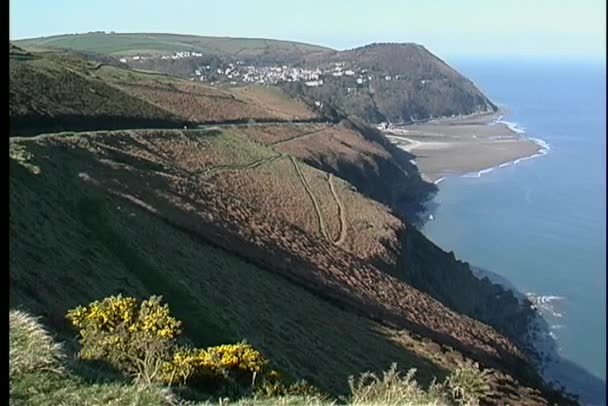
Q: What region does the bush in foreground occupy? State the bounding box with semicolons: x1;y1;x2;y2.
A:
9;309;176;406
348;362;450;406
11;294;494;405
9;310;64;379
66;295;279;395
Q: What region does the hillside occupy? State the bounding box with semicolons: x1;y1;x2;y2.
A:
9;46;319;136
9;44;575;404
15;32;333;63
9;46;185;136
282;43;497;123
9;129;568;404
15;34;497;123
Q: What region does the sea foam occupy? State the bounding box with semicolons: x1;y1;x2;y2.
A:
460;119;551;179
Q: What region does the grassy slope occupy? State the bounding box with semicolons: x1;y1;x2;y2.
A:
14;34;497;123
96;65;318;122
9;310;174;405
9;49;185;136
9;134;449;396
9;47;318;136
9;129;560;404
15;33;332;60
9;311;460;406
237;120;541;355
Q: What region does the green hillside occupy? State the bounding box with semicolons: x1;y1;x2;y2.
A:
15;32;332;61
9;46;318;136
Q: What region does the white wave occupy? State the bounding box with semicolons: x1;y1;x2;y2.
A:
434;177;445;185
495;119;526;134
530;137;552;151
459;135;551;180
462;167;496;178
537;295;565;304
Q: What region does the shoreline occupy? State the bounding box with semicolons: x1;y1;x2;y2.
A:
384;110;550;183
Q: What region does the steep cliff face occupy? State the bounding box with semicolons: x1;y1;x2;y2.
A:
397;227;535;348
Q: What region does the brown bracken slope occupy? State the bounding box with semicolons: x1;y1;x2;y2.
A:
10;129;570;404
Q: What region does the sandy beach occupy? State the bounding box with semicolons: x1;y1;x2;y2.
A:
384;112;542;183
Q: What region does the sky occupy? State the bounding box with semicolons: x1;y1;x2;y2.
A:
10;0;606;61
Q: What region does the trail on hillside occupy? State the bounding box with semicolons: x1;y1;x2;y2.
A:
193;153;286;177
289;156;329;241
270;126;330;146
328;174;348;246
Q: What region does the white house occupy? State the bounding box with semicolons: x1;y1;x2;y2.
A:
345;70;355;76
356;78;364;85
305;80;321;87
119;58;127;63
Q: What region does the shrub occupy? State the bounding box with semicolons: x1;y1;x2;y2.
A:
67;295;278;396
446;361;492;406
9;310;64;379
10;309;178;406
67;295;181;383
348;363;450;406
161;342;268;386
255;373;327;400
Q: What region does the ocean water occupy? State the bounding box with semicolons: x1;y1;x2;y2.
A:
421;58;606;402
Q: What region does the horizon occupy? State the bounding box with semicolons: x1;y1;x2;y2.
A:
10;0;606;61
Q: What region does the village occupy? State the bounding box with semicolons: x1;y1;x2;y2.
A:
120;51;409;87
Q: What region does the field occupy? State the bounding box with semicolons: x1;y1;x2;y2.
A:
15;33;333;61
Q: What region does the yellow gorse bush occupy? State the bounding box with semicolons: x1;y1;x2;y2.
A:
161;342;268;385
66;295;182;382
207;343;267;373
66;295;274;390
67;295;181;339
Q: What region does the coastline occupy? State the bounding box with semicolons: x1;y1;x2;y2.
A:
412;112;605;404
383;110;550;183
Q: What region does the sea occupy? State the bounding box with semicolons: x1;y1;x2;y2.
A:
420;58;606;404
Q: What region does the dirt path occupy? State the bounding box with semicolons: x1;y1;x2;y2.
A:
193;153;285;177
289;156;329;241
270;126;330;146
328;174;347;246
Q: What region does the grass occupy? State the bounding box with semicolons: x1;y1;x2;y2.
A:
9;310;64;379
10;47;318;137
15;33;332;58
9;310;175;406
9;128;561;404
348;363;450;406
11;308;498;405
9;132;451;396
9;50;183;136
9;311;463;406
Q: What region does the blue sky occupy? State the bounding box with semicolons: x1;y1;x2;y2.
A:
10;0;606;60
